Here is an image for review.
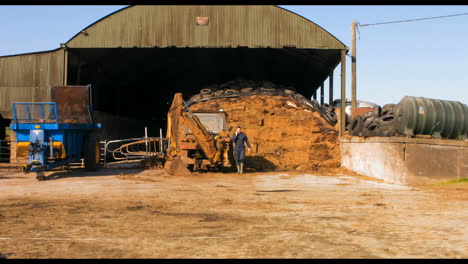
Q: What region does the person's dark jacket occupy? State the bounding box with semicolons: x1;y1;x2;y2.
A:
231;132;251;151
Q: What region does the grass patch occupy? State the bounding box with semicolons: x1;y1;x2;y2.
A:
430;178;468;186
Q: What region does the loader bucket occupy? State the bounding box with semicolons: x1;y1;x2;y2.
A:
164;156;192;176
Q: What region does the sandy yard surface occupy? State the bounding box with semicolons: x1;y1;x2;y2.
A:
0;167;466;259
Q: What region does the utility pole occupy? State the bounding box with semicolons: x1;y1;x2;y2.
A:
351;21;357;118
328;70;334;105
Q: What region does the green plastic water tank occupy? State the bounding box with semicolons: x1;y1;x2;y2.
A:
395;96;468;140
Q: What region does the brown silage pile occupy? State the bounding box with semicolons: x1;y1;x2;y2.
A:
189;94;341;172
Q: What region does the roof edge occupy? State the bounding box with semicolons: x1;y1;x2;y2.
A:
275;6;347;49
0;47;62;59
65;5;132;45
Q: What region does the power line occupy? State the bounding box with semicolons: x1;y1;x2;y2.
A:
358;12;468;27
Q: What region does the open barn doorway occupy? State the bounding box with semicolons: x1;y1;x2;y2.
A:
66;47;340;139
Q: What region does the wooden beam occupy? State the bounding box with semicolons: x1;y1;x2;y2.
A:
340;49;347;136
329;70;334;105
320;82;325;105
61;45;68;86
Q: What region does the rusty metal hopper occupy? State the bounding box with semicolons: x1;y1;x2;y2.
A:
51;85;93;124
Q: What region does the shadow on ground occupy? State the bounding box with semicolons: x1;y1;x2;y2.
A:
43;167;146;181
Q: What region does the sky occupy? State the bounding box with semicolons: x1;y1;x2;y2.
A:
0;5;467;106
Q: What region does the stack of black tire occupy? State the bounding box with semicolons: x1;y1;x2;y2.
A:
313;101;338;126
186;79;338;126
187;79;296;103
347;104;397;137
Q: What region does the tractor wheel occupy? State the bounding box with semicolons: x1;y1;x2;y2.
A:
84;132;100;171
36;175;46;181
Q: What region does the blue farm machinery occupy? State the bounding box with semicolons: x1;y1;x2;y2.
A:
9;85;101;181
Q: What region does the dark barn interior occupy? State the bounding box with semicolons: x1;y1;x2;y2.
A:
66;47;341;139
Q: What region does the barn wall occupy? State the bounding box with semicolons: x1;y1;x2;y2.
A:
0;49;65;119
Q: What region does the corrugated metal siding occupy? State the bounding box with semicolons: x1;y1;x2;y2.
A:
0;49;64;119
67;5;346;49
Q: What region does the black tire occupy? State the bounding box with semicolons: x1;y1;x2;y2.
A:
368;123;378;132
259;87;276;92
363;116;375;128
190;94;202;101
294;93;306;100
321;112;337;126
284;89;295;95
327;111;338;124
363;111;374;119
224;89;238;95
213;90;225;97
382;103;396;111
375;115;396;127
201;93;213;99
321;103;334;113
240;87;253;94
373;105;382;117
84;132;100;171
381;109;395;117
348;116;364;136
310;99;321;111
200;88;212;95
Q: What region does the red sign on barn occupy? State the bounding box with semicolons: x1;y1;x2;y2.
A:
196;17;209;25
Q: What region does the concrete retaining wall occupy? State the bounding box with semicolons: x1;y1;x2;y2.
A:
341;136;468;185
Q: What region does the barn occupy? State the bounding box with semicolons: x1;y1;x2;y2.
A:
0;5;348;140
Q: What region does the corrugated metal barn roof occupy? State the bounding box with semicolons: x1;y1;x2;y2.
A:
66;5;347;49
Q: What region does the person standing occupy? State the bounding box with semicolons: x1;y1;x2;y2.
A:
231;126;251;174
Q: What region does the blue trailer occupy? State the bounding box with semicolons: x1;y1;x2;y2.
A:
10;102;101;181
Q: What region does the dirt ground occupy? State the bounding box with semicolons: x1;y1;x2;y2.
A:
0;167;466;259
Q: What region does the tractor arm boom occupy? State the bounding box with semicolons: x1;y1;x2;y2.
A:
166;93;217;162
